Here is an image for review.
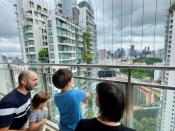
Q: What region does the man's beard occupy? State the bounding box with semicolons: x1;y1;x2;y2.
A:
25;83;33;91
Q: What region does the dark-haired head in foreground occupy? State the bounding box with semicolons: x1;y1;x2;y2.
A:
96;82;125;122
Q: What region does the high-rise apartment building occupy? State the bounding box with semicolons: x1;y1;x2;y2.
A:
15;0;49;67
159;2;175;131
98;49;107;62
15;0;84;71
61;0;80;25
61;0;77;17
78;0;97;64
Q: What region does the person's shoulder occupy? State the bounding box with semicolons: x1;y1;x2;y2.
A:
0;90;18;107
72;88;85;93
78;118;97;126
120;125;136;131
75;118;99;131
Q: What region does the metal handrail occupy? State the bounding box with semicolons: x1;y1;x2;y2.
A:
1;63;175;90
1;62;175;70
1;62;175;128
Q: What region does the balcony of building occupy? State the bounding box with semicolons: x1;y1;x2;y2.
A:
0;63;175;131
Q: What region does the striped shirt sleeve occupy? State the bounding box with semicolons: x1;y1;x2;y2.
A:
0;100;16;128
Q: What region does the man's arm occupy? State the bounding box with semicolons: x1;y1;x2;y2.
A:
0;127;10;131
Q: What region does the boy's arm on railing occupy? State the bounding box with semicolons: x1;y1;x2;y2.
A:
84;92;90;103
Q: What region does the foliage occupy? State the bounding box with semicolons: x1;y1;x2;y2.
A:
133;117;156;131
156;80;161;84
84;31;92;38
83;32;94;63
120;68;154;78
83;53;94;61
133;57;162;65
169;3;175;13
89;111;94;118
121;57;161;78
38;48;48;62
37;5;42;11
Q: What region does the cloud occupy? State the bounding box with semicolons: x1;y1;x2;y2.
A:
0;37;20;52
95;0;167;50
0;0;18;38
0;0;21;57
0;0;168;58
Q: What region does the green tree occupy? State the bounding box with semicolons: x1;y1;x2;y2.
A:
169;3;175;13
133;57;162;65
133;117;156;131
83;31;94;64
38;48;49;63
120;68;154;78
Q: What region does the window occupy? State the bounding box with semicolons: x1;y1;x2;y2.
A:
50;53;54;58
48;20;52;27
29;1;34;8
49;45;54;51
49;38;53;43
29;47;35;52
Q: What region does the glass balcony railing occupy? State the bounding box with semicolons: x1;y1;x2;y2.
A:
0;63;175;131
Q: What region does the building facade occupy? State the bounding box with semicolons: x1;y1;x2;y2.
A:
159;2;175;131
78;0;97;64
15;0;84;70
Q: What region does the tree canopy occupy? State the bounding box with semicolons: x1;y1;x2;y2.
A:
38;48;49;62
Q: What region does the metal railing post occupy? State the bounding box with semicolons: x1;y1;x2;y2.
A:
41;65;48;93
41;65;51;120
8;64;16;89
43;73;48;93
125;68;133;128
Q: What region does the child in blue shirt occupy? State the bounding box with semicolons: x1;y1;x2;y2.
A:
52;68;90;131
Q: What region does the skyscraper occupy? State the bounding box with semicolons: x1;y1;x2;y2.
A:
159;2;175;131
78;0;97;64
15;0;83;71
61;0;78;23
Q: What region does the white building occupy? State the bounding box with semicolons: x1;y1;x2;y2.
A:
15;0;49;72
15;0;84;72
78;0;97;64
159;2;175;131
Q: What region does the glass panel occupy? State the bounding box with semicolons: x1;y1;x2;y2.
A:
0;68;13;96
31;73;46;96
133;85;161;131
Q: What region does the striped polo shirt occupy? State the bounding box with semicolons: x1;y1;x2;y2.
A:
0;89;31;129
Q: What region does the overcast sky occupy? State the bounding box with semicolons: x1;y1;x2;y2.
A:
0;0;170;57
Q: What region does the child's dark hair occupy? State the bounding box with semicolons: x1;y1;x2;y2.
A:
96;82;125;122
32;92;50;109
52;68;73;89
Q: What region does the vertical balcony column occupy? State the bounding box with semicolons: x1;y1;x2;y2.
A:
125;68;133;128
8;64;15;89
41;65;51;120
41;65;48;93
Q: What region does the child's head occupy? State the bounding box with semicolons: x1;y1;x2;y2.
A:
52;68;73;89
32;92;50;109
